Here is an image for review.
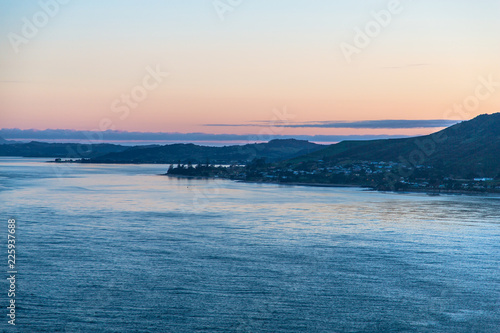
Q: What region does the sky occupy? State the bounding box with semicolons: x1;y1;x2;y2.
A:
1;0;499;143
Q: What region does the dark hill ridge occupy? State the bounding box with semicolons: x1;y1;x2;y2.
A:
0;135;15;144
290;113;500;178
88;139;324;164
2;114;499;178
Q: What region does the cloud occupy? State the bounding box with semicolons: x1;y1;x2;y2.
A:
205;119;460;129
1;119;460;145
0;128;411;144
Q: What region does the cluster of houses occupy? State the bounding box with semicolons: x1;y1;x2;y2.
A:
246;160;500;192
249;160;419;180
169;159;500;193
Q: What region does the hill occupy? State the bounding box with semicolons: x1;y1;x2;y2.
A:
289;113;500;178
0;135;13;144
88;139;324;164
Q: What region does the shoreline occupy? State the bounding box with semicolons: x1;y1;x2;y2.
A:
165;174;500;197
164;174;363;187
238;180;365;188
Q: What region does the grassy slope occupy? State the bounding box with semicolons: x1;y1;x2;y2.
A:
287;113;500;178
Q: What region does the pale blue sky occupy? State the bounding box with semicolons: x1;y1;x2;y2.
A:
1;0;499;135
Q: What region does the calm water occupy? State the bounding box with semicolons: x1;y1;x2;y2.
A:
0;157;499;332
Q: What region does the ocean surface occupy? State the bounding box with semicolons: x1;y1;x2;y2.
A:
0;157;499;332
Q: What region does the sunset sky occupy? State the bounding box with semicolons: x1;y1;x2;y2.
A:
1;0;499;142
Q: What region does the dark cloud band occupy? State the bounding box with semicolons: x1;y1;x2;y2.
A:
205;119;460;129
0;128;412;144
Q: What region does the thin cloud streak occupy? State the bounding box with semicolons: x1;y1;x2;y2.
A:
381;63;432;69
205;119;461;129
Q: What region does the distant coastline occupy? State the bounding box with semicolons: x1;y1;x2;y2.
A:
4;113;500;197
